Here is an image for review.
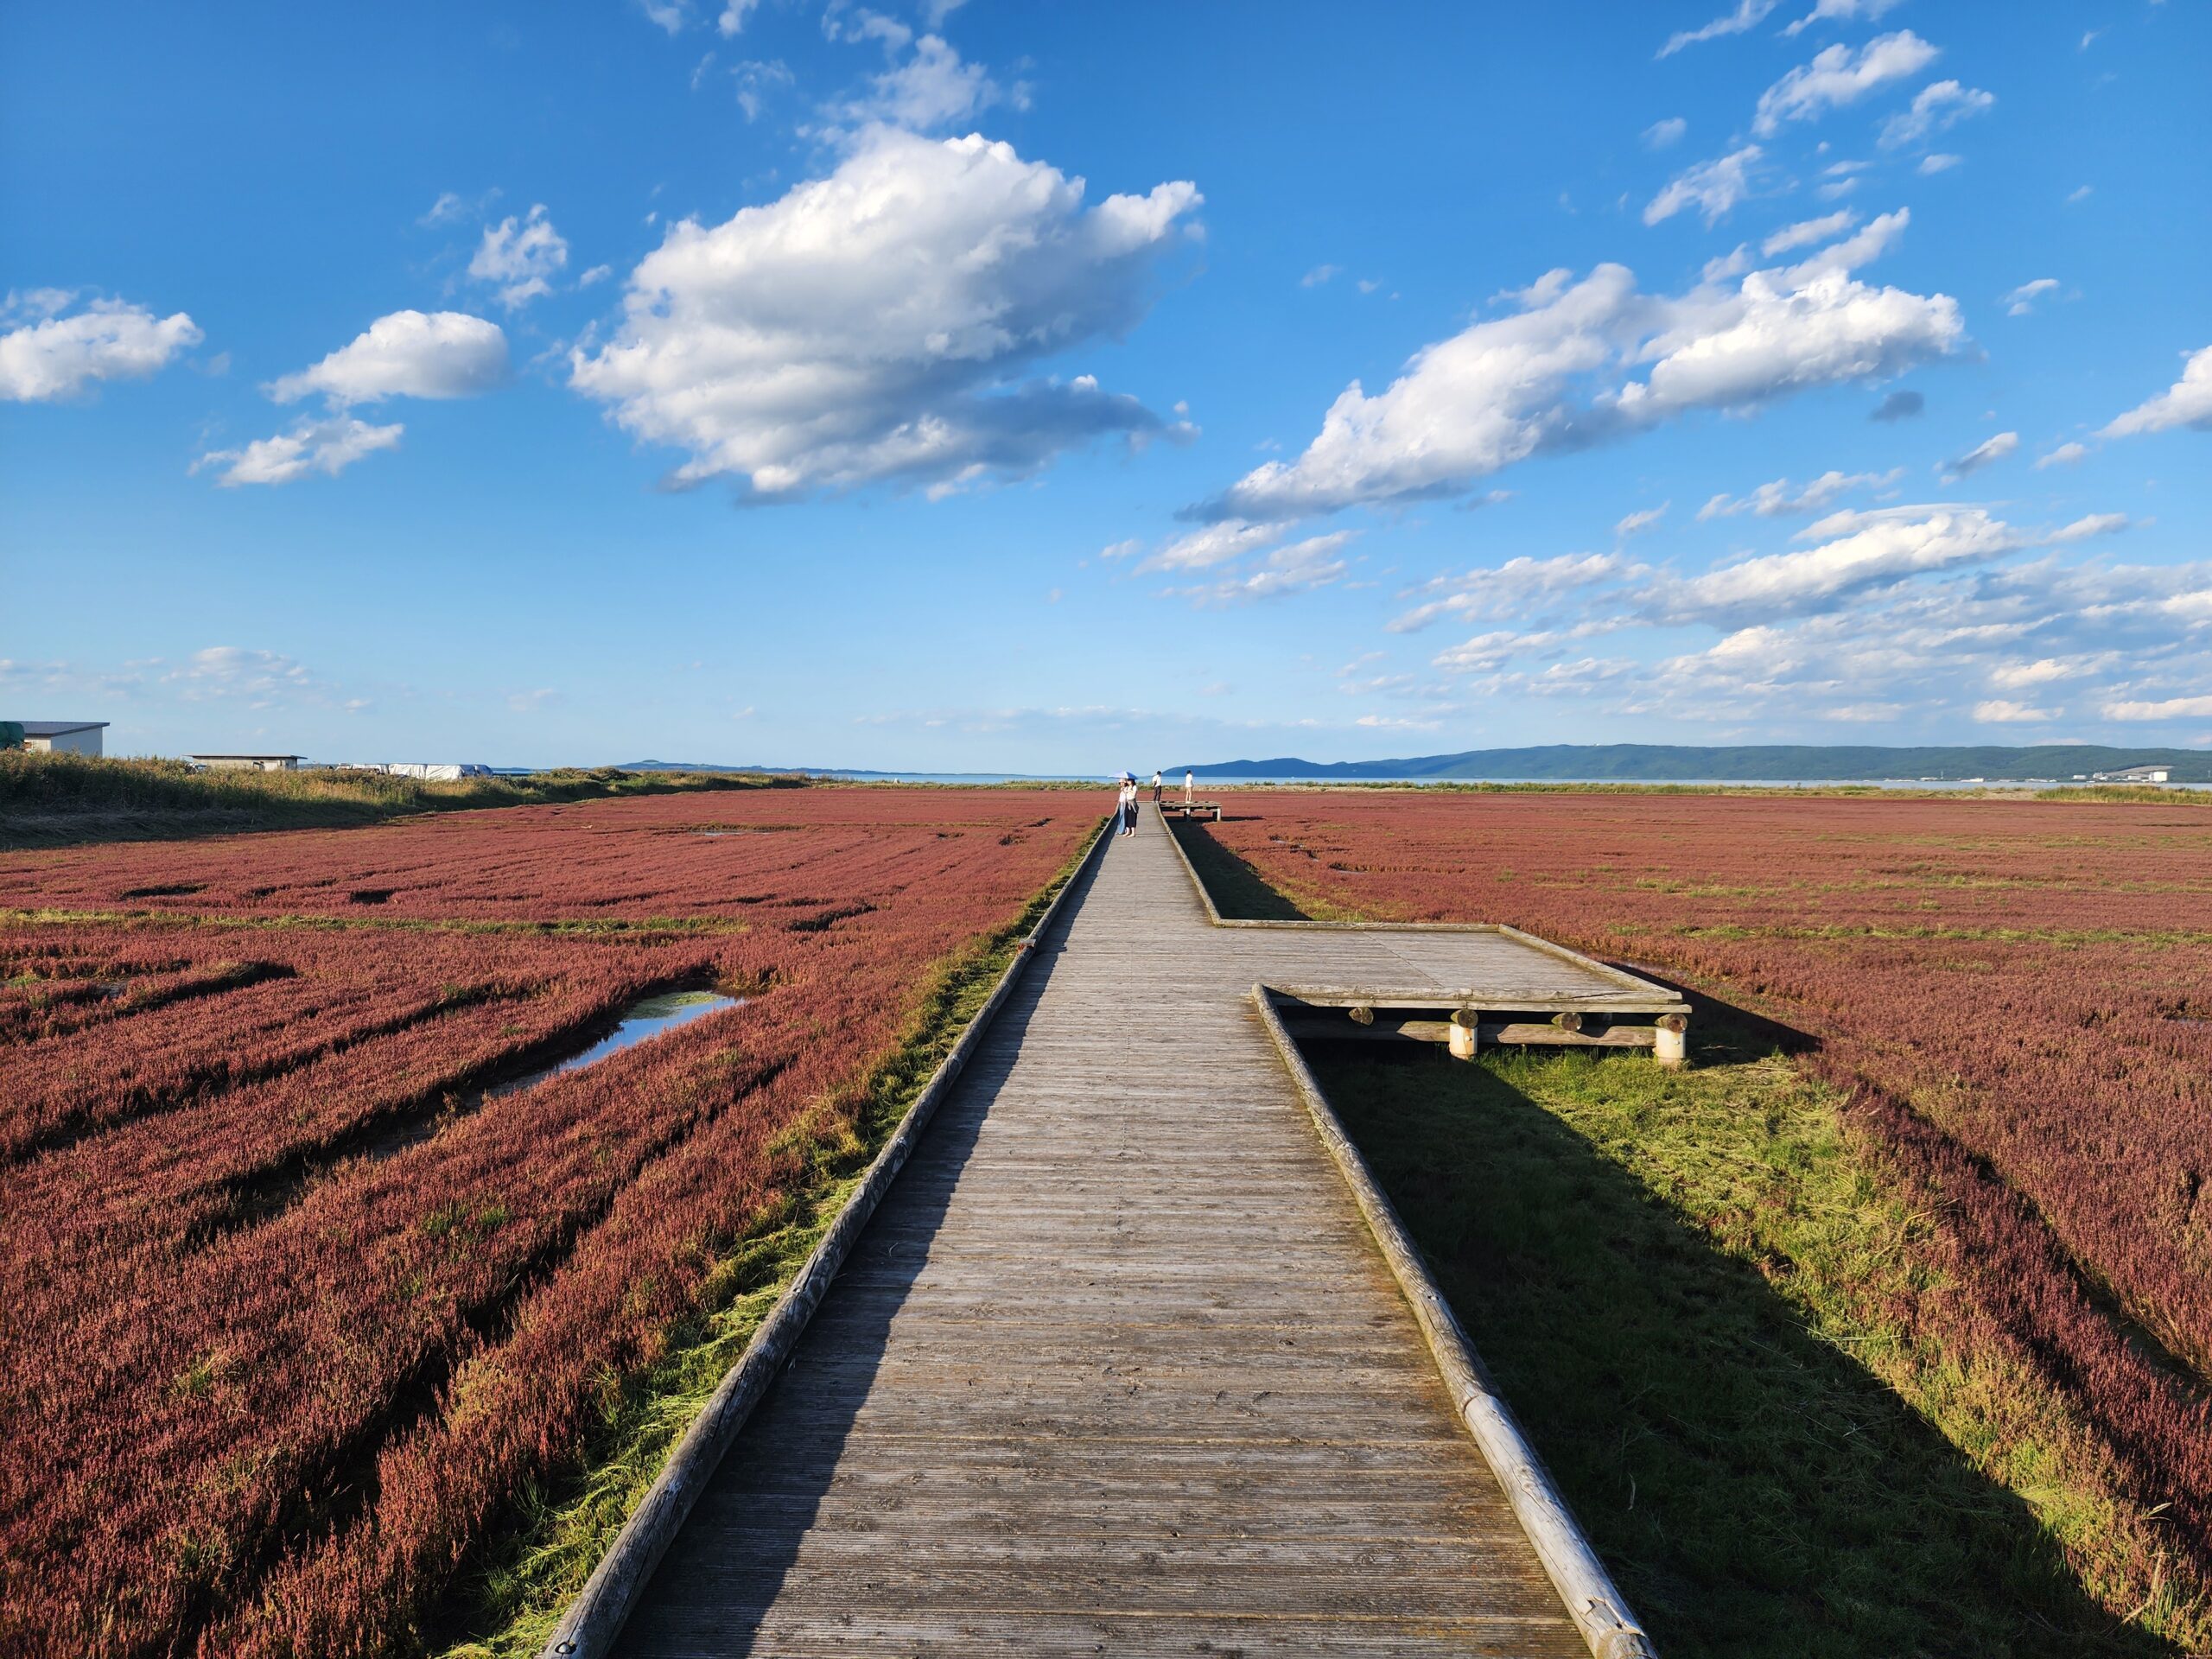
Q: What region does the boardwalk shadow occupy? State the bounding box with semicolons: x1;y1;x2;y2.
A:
1166;817;1313;920
1302;1027;2177;1659
617;843;1103;1657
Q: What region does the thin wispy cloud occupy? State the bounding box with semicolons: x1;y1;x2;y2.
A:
1658;0;1775;59
1942;430;2018;479
1646;146;1763;226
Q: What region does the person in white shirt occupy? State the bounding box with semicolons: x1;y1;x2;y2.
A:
1117;776;1139;836
1150;769;1162;806
1184;770;1194;804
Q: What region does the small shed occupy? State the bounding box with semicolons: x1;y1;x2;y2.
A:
10;720;109;756
191;753;303;772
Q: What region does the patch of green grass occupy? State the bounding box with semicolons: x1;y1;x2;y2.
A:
1309;1031;2193;1656
432;821;1104;1659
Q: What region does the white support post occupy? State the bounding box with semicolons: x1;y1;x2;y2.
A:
1654;1013;1688;1069
1448;1007;1479;1061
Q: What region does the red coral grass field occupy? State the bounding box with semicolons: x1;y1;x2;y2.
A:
1193;789;2212;1591
0;788;1096;1659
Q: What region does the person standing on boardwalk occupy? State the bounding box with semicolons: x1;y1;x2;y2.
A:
1151;769;1163;805
1184;770;1194;805
1118;775;1139;836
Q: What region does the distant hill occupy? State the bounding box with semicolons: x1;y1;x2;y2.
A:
1172;743;2212;783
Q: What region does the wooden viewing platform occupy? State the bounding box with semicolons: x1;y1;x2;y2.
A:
559;806;1672;1658
1157;797;1224;821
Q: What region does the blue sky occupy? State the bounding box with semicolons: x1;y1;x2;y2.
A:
3;1;2207;772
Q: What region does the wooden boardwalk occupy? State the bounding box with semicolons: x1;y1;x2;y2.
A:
615;809;1637;1657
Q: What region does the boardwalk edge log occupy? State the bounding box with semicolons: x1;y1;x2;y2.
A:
1251;983;1661;1659
535;817;1113;1659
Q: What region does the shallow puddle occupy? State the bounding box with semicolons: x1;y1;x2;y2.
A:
230;988;750;1218
487;988;741;1098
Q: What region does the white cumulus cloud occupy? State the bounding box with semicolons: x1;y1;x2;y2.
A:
1404;515;2197;732
1655;505;2019;621
2036;441;2088;469
1204;217;1960;523
569;129;1201;499
2101;345;2212;438
1643;117;1688;149
2004;277;2059;316
0;294;202;402
1753;31;1939;137
266;310;510;405
1972;698;2057;723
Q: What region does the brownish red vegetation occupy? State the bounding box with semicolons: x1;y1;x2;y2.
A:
0;788;1095;1659
1197;790;2212;1588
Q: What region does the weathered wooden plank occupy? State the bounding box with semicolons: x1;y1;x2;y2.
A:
630;1608;1572;1659
1253;986;1656;1659
594;805;1646;1659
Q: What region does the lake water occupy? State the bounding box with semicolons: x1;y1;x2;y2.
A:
732;771;2212;791
1164;776;2212;791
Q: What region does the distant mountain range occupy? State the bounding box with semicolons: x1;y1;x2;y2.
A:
1168;744;2212;783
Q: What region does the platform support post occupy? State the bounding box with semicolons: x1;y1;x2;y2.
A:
1448;1007;1479;1061
1654;1013;1688;1069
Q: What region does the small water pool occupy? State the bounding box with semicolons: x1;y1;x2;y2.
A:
490;988;741;1097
